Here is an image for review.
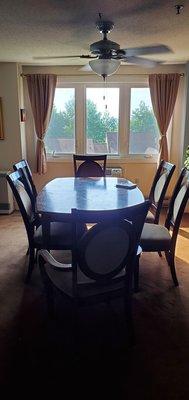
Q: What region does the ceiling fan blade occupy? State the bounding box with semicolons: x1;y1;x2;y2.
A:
80;64;93;72
122;56;160;68
33;55;97;60
33;55;83;60
120;45;172;57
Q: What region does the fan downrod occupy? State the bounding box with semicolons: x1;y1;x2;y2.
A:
96;20;114;34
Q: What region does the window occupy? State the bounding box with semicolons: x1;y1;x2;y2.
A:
45;81;160;159
129;88;159;155
86;88;119;155
45;88;75;154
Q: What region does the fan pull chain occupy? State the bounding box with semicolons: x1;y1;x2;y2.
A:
103;77;108;110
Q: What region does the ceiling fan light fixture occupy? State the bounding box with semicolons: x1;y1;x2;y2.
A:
89;59;120;78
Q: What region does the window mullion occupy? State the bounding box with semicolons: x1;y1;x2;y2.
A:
75;84;84;154
119;84;130;157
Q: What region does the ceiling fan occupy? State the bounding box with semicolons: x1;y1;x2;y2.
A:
34;14;172;80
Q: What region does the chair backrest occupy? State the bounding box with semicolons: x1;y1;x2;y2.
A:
165;168;189;246
6;170;35;242
73;154;107;177
72;201;150;286
13;159;37;204
149;160;175;223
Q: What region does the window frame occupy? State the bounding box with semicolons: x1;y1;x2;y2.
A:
46;78;160;162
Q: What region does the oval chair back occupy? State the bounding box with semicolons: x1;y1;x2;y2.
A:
72;201;150;293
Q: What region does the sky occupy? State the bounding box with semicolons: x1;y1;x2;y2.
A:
54;87;153;117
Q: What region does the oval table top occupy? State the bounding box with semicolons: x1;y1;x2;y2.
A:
36;177;144;216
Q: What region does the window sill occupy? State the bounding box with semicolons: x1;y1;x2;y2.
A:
47;155;158;164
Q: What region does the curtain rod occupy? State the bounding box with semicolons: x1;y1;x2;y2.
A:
20;72;185;77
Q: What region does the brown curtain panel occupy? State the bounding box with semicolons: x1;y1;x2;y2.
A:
26;74;57;174
149;73;180;161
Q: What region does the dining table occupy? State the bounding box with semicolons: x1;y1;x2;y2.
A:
36;176;145;219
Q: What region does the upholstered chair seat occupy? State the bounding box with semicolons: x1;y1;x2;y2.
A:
140;223;171;251
34;222;86;248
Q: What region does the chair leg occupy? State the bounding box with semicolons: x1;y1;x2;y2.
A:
124;293;135;346
25;247;35;283
134;255;140;292
71;300;80;355
39;258;55;319
35;248;39;262
46;282;55;319
165;251;179;287
158;251;162;257
124;263;136;346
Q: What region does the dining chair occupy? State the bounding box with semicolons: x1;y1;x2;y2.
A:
6;170;86;282
135;167;189;291
38;201;150;345
73;154;107;177
13;159;37;208
146;160;175;224
13;160;41;243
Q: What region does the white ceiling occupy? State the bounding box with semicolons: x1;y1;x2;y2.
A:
0;0;188;66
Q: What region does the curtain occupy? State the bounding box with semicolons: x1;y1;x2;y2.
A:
149;73;180;161
26;74;57;174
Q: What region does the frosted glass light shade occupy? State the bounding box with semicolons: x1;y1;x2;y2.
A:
89;59;120;77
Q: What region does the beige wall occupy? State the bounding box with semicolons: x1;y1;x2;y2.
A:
0;63;24;171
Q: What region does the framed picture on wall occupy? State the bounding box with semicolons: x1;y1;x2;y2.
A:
0;98;4;139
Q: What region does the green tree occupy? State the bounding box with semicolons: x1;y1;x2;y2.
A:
47;105;64;138
130;100;158;138
86;99;105;143
47;100;75;138
184;145;189;170
86;100;118;143
46;98;118;143
62;99;75;138
101;111;118;135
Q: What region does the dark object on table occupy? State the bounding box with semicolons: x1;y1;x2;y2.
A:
116;179;137;190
